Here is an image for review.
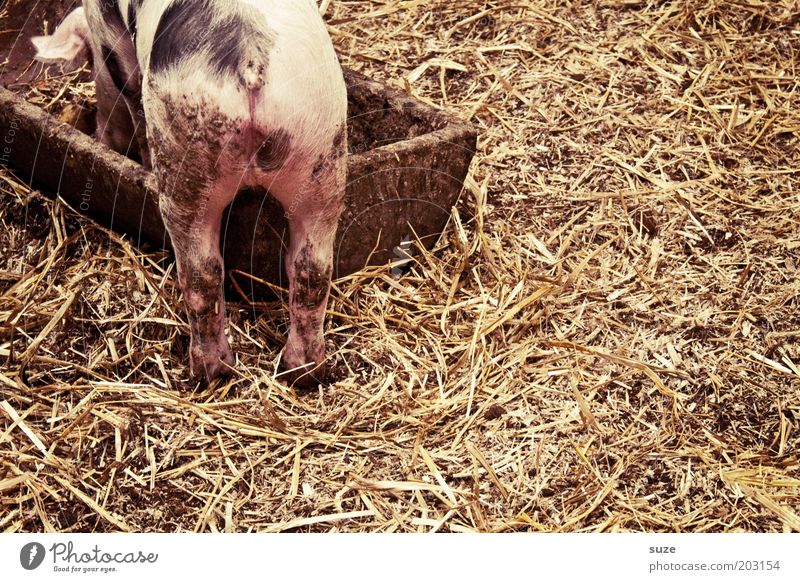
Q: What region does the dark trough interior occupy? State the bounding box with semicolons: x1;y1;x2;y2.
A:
0;0;476;299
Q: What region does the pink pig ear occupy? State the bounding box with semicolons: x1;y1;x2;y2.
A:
31;7;90;64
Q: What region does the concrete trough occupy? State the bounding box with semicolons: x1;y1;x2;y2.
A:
0;0;476;296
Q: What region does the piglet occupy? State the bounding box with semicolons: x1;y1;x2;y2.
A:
33;0;348;387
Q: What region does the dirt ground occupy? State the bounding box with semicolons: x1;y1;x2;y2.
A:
1;0;799;532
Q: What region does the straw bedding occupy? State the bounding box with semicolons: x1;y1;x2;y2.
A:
1;0;798;532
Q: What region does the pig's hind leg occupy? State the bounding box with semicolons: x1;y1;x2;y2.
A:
92;66;140;161
273;131;347;387
148;106;240;382
92;38;150;167
28;6;142;158
157;172;238;383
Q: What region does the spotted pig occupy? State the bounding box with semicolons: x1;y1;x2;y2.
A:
32;0;348;386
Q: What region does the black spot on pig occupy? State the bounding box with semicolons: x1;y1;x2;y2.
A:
127;0;141;41
100;44;142;102
206;15;272;80
150;0;211;74
255;129;291;171
150;0;274;83
101;45;133;97
99;0;126;32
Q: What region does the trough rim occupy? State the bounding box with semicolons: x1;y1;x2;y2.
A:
0;71;478;196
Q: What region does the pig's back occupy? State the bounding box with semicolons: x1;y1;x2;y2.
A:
139;0;346;175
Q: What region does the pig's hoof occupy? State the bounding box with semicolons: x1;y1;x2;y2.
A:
189;344;235;384
278;359;327;389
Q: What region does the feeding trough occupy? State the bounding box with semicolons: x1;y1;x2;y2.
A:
0;0;476;296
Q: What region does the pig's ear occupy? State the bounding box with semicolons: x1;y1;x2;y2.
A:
31;7;90;64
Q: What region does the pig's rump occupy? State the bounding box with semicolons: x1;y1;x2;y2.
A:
32;0;349;385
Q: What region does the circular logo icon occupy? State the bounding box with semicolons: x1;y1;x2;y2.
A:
20;542;46;570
